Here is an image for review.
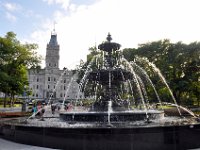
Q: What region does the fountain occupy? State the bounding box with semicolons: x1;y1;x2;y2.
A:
59;33;165;123
0;33;200;150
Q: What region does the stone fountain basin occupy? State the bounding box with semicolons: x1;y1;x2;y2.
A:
59;110;164;122
1;118;200;150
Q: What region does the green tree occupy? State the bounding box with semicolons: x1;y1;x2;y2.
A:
122;40;200;106
0;32;41;107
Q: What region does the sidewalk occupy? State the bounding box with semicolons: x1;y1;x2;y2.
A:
0;107;22;112
0;138;58;150
0;107;28;117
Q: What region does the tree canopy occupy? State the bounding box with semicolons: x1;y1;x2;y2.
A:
0;32;41;107
123;39;200;106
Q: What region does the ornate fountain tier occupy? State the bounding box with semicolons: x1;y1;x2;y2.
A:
87;68;133;85
79;33;133;112
98;33;121;53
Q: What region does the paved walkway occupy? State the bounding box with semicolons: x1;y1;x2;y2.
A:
0;138;58;150
0;107;22;112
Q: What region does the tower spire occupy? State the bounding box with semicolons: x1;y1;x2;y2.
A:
53;21;56;32
52;21;57;35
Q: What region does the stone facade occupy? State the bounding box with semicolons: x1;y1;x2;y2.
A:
27;32;83;101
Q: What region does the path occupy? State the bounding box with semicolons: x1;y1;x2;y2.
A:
0;138;59;150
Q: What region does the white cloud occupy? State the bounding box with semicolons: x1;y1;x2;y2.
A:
29;0;200;69
5;12;17;22
3;2;21;12
2;2;22;22
43;0;70;10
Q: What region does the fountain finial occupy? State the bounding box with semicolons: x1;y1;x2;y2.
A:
106;32;112;42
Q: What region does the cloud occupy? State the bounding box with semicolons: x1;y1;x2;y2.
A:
29;0;200;69
3;2;21;12
43;0;70;10
2;2;22;22
5;12;17;22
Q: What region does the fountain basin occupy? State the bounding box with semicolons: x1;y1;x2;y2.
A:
59;110;164;122
1;119;200;150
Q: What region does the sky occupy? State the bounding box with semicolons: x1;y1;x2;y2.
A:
1;0;200;69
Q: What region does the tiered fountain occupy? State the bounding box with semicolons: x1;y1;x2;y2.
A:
0;33;200;150
59;33;164;123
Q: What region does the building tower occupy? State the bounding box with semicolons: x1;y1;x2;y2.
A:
27;28;84;101
45;30;60;69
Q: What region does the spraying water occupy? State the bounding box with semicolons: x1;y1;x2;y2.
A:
147;60;182;116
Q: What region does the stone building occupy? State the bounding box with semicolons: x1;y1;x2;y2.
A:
27;31;83;101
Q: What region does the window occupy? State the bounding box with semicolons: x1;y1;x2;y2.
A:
64;79;66;83
48;77;50;81
37;78;39;82
36;85;39;89
54;78;56;82
48;85;50;89
60;93;62;97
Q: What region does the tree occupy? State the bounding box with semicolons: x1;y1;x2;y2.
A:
122;40;200;106
0;32;41;107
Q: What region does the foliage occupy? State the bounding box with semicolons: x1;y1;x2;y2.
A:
0;32;41;107
122;39;200;106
